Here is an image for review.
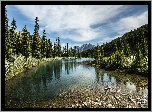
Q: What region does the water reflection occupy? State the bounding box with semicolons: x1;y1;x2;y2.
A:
94;68;117;87
5;58;148;108
63;59;77;75
53;60;62;80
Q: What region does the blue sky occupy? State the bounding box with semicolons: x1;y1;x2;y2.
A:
6;5;148;48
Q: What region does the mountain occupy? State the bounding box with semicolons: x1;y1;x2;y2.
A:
75;43;95;53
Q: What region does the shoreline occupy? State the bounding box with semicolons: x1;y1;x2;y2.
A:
5;57;148;108
5;56;77;81
85;60;148;78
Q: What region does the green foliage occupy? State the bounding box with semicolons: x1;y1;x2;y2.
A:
21;25;31;60
82;24;148;76
32;17;42;59
46;39;53;58
9;18;17;56
54;37;62;57
41;30;47;58
5;6;148;77
5;7;11;59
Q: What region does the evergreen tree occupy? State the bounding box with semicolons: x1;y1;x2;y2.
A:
16;31;23;55
21;25;31;60
32;17;41;59
5;7;11;59
53;42;56;58
46;39;53;58
56;37;62;57
41;30;47;58
64;45;67;57
10;18;17;56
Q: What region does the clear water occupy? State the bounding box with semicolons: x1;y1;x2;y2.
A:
5;58;148;108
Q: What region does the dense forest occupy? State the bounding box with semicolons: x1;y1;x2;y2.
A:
5;8;77;60
5;8;78;78
81;24;148;76
5;6;148;78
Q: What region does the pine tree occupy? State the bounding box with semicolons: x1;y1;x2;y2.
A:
49;40;53;58
5;7;11;59
44;38;48;58
32;17;41;59
41;30;47;58
64;45;67;57
16;31;23;55
46;39;53;58
55;38;58;57
53;42;56;58
56;37;62;57
21;25;31;60
10;18;17;56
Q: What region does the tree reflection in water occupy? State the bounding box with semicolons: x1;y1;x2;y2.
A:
5;58;148;108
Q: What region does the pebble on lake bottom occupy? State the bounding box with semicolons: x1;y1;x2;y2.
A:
39;84;148;108
6;84;148;108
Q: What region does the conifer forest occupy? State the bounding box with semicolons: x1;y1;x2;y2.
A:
5;6;149;109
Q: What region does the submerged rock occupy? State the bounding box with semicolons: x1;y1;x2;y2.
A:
33;84;148;108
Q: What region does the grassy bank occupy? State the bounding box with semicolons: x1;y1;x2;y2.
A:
5;54;77;81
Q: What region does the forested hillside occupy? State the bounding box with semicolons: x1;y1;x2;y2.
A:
81;24;148;76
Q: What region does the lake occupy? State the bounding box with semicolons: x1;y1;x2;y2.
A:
5;58;148;108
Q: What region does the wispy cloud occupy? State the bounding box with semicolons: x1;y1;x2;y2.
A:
14;5;148;43
109;10;148;36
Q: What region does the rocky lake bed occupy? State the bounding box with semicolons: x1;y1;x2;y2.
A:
5;58;148;108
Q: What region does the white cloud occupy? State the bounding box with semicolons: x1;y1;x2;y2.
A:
14;5;127;42
14;5;148;43
110;10;148;36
